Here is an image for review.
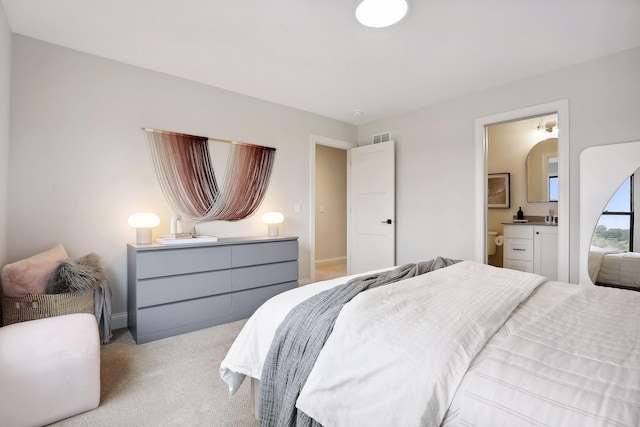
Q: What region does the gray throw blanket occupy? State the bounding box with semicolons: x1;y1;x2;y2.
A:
260;257;459;427
93;280;112;344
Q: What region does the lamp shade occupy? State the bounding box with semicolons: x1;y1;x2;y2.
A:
355;0;408;28
262;212;284;224
128;212;160;228
128;212;160;244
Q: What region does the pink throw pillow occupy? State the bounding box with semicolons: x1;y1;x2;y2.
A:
1;244;69;297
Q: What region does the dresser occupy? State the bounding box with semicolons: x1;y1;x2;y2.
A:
127;236;298;344
503;224;558;280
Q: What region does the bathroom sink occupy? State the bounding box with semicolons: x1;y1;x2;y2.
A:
156;236;218;245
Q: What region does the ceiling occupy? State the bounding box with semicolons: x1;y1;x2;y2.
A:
2;0;640;124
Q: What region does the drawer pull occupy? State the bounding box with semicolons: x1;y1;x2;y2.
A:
513;248;526;252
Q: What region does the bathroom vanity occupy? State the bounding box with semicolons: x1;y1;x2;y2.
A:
127;236;298;344
503;223;558;280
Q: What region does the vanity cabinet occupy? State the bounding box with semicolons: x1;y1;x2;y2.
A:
127;236;298;344
503;225;558;280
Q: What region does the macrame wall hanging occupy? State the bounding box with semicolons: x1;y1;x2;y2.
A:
143;128;276;222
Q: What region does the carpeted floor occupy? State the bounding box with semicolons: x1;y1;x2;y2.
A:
50;320;258;426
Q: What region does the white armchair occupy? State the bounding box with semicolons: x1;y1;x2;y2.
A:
0;313;100;427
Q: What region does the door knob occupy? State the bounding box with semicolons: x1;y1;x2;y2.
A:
381;219;392;224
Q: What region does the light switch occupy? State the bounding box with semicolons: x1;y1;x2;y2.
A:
294;203;300;214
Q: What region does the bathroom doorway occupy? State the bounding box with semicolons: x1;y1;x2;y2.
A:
486;114;558;267
474;100;569;282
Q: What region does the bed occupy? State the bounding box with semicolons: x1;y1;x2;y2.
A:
589;247;640;290
220;260;640;427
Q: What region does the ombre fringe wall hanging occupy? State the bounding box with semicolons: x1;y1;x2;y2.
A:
143;128;276;222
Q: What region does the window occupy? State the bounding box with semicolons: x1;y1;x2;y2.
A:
548;176;558;202
592;175;634;251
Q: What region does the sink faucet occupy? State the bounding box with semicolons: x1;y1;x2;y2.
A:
170;214;183;234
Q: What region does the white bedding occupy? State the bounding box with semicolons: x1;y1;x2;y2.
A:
597;251;640;289
296;261;544;427
219;267;392;394
588;246;621;283
220;261;640;426
444;280;640;426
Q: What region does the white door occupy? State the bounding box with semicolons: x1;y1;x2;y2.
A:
348;141;395;274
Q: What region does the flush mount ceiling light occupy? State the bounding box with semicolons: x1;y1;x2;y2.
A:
355;0;409;28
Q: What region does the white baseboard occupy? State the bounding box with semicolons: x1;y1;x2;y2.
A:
315;256;347;267
111;312;128;330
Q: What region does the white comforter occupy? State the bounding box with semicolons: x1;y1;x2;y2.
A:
295;261;544;427
221;261;545;426
444;280;640;426
219;267;392;394
220;261;640;426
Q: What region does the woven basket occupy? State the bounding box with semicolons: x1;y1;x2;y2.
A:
2;289;94;326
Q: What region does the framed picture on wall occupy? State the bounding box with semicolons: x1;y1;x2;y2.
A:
488;173;510;208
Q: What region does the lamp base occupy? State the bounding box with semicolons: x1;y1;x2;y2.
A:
267;224;279;237
136;228;152;244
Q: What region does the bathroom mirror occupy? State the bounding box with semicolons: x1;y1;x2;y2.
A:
527;138;558;202
588;167;640;290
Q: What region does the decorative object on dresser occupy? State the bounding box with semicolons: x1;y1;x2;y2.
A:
503;223;558;280
127;236;299;344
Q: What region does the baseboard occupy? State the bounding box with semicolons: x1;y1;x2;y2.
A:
112;311;128;330
315;256;347;267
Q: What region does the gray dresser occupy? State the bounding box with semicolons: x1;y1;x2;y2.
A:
127;236;298;344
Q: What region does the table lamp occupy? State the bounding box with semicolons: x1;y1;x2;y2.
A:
128;212;160;244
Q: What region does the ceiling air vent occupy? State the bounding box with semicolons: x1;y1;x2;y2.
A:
372;132;391;144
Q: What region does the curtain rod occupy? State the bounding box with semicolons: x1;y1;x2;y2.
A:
142;128;275;151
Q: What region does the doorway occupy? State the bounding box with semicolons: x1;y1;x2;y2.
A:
486;114;558;268
309;135;356;283
315;144;348;281
474;100;570;282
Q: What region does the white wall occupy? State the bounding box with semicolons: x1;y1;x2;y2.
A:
8;36;356;319
0;3;11;323
0;2;11;268
357;47;640;283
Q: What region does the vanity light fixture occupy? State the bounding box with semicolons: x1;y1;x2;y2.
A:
262;212;284;237
537;121;558;137
355;0;409;28
128;212;160;244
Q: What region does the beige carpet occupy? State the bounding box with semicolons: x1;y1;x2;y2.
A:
51;320;258;426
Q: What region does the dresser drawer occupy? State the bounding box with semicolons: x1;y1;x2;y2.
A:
232;240;298;267
137;246;231;279
232;260;298;291
232;281;298;320
503;225;534;239
137;270;232;308
136;293;232;336
504;259;534;273
504;238;534;261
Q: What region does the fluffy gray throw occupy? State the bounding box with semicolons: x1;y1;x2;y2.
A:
259;257;459;427
47;253;105;294
46;253;112;344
